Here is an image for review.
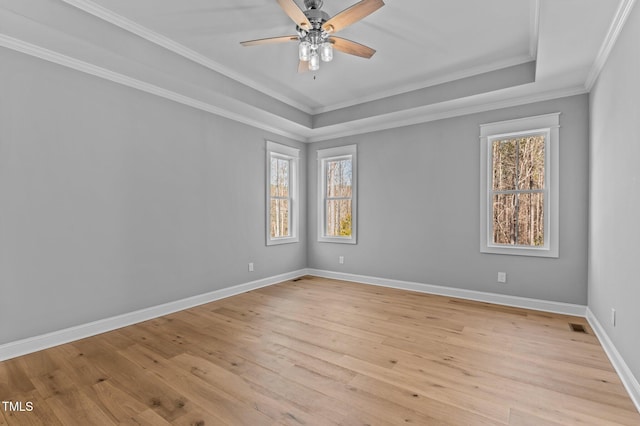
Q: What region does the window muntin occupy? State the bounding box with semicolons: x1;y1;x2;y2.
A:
480;113;559;257
266;141;299;245
318;145;357;244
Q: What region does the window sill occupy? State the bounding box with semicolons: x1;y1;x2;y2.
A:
267;237;299;246
481;244;558;258
318;236;356;244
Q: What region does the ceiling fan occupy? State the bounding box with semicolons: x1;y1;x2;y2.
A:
240;0;385;72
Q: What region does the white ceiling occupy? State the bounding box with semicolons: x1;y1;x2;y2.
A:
0;0;630;141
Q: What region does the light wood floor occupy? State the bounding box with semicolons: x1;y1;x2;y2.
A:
1;276;639;425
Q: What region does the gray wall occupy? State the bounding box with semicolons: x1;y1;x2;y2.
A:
589;3;640;383
0;48;306;345
308;95;589;305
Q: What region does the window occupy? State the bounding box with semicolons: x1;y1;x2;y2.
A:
480;113;559;257
266;141;299;245
318;145;357;244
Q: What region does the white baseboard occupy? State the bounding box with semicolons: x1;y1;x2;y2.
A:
0;269;307;362
307;269;587;317
586;308;640;413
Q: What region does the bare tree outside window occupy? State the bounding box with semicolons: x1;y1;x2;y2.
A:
270;157;290;238
491;134;545;246
325;158;352;237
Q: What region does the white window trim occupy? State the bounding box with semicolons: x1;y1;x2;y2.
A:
479;113;560;258
266;141;299;246
317;144;357;244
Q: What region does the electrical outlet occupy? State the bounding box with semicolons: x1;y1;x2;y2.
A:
497;272;507;283
611;308;616;327
339;256;344;264
248;262;254;272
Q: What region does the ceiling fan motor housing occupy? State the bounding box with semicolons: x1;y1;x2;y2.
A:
304;0;323;10
303;8;330;30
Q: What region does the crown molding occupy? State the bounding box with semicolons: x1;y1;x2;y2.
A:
59;0;314;115
310;55;535;115
585;0;637;91
0;34;311;141
306;85;587;142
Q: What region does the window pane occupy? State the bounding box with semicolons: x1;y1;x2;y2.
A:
492;135;545;191
270;199;290;238
326;199;352;237
326;158;352;198
492;193;516;244
517;193;544;246
492;193;544;246
492;139;517;191
270;158;289;198
518;135;545;190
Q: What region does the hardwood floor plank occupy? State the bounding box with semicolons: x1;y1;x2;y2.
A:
88;379;150;423
119;343;274;425
70;340;190;422
508;408;566;426
338;354;511;423
213;304;388;343
45;345;111;390
13;353;58;383
171;353;322;425
0;360;35;399
237;356;389;425
0;276;638;425
47;388;116;425
118;408;173;426
348;373;504;425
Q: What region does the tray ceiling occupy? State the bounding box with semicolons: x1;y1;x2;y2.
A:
0;0;630;141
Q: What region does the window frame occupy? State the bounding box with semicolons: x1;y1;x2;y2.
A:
317;144;357;244
479;113;560;257
266;141;299;246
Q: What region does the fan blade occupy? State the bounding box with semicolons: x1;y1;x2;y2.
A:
240;35;298;47
331;37;376;58
298;60;309;73
277;0;312;30
322;0;384;34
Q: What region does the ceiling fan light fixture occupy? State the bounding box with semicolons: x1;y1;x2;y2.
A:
320;41;333;62
299;41;311;61
309;51;320;71
241;0;384;73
